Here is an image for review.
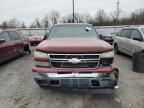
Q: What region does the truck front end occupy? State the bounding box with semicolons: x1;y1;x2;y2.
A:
32;23;119;90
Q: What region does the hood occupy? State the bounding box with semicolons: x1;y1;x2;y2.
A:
36;37;113;53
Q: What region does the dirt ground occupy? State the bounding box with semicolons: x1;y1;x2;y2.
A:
0;48;144;108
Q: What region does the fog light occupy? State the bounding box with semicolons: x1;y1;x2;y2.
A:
50;80;59;85
91;80;100;87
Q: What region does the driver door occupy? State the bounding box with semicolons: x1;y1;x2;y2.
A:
0;32;14;63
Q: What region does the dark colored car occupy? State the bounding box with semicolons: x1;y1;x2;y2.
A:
96;28;114;45
0;30;24;64
32;23;119;91
30;35;44;46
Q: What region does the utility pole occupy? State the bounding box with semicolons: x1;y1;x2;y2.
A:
116;0;120;25
72;0;75;23
115;0;120;34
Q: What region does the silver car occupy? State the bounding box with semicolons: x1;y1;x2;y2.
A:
114;26;144;56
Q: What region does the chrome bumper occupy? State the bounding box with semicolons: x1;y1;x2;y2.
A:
33;72;116;89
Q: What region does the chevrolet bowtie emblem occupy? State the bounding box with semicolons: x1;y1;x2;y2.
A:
68;58;81;64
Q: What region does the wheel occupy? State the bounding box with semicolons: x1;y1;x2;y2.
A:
114;44;120;54
24;45;31;54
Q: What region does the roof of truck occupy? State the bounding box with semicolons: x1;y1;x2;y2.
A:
54;23;92;26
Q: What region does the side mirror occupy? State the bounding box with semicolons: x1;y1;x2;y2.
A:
44;34;48;40
0;38;5;44
133;37;143;41
85;27;91;32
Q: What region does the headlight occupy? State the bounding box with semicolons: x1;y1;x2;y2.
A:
101;50;114;58
34;51;48;58
100;58;113;66
34;51;50;67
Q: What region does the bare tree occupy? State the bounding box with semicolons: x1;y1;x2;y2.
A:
61;13;86;23
35;18;42;28
80;13;92;23
61;16;68;23
21;22;26;28
110;11;116;24
61;14;73;23
73;13;84;23
28;8;144;27
49;10;60;25
1;21;9;29
8;18;20;28
42;14;51;28
29;22;37;28
95;9;108;25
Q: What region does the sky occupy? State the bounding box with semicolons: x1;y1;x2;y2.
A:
0;0;144;25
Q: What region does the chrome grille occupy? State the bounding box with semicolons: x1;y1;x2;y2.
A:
49;54;101;69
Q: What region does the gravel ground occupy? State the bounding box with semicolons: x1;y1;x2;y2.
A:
0;49;144;108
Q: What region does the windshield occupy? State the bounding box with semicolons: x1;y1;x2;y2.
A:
142;28;144;34
48;25;97;38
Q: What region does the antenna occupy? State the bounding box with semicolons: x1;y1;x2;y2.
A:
72;0;75;23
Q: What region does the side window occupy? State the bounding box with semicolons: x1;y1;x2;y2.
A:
0;32;10;42
8;31;21;41
121;29;132;38
130;30;143;40
116;31;121;37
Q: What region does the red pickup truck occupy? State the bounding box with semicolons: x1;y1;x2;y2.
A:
32;23;119;91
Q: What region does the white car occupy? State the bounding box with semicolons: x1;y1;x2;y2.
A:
114;26;144;56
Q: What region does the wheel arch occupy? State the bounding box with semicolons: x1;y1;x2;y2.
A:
114;43;118;47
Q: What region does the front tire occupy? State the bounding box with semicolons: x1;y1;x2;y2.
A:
114;44;120;54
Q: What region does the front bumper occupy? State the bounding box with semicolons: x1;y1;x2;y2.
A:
34;76;115;89
32;67;118;89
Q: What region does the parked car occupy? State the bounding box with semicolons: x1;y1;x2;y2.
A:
114;26;144;56
0;30;24;64
30;35;44;46
32;23;119;91
96;28;116;45
16;31;31;54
